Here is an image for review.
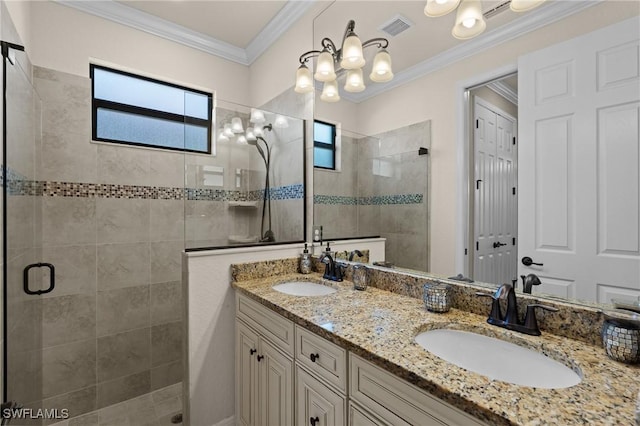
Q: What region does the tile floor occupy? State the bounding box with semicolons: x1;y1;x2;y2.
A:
50;383;182;426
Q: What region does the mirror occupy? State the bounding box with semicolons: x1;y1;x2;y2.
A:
311;0;640;306
185;99;305;250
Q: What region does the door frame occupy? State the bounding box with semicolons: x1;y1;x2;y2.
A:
454;63;517;277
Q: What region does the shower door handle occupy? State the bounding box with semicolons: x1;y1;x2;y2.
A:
23;263;55;295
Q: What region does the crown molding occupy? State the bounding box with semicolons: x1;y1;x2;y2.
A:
246;1;316;64
487;80;518;104
55;0;252;65
342;0;602;103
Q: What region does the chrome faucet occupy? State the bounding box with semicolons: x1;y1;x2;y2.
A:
476;283;558;336
318;252;344;282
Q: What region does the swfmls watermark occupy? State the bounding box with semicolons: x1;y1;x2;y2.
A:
2;408;69;421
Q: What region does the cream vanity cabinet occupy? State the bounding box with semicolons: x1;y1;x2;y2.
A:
236;294;486;426
295;325;348;426
236;295;295;426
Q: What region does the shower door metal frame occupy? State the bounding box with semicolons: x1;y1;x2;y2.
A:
1;39;25;405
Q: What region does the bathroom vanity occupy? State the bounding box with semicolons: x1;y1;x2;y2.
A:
231;259;639;425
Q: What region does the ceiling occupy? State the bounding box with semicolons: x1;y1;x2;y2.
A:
118;1;288;48
61;0;602;101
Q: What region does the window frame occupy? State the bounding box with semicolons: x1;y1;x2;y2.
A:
90;64;213;154
313;119;337;170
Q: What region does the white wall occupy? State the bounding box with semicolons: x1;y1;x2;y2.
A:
28;1;250;105
4;0;30;51
185;238;384;426
355;1;640;275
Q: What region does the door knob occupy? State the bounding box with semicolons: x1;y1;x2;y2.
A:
521;256;543;267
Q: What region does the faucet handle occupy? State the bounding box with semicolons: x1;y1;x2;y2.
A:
523;304;559;335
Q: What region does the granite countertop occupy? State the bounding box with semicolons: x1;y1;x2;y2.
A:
232;272;640;426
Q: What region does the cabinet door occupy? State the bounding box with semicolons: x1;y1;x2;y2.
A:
348;402;394;426
237;320;260;426
296;366;346;426
260;339;294;426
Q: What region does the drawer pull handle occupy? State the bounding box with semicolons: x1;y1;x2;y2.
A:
249;349;257;355
310;416;319;426
310;353;320;363
257;355;264;362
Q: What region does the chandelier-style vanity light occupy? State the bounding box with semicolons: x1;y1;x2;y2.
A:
295;20;394;102
424;0;545;40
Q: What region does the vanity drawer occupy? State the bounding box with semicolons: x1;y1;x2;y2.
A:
296;325;347;393
350;354;486;426
236;294;294;356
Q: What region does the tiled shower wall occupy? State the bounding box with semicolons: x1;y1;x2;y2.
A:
15;66;185;419
314;121;431;271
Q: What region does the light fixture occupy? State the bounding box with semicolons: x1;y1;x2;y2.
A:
231;117;244;133
425;0;545;40
274;115;289;128
452;0;486;40
250;109;265;124
510;0;545;12
223;123;234;138
321;79;341;101
344;69;365;93
246;127;256;141
218;131;229;143
424;0;461;17
236;134;247;144
295;20;393;102
369;50;393;83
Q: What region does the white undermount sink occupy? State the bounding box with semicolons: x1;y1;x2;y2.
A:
272;281;337;297
415;329;582;389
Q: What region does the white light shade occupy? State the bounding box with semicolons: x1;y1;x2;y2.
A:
218;131;229;143
314;50;336;82
274;115;289;128
295;64;314;93
452;0;486;40
424;0;461;17
236;135;247;144
254;126;264;137
369;50;394;83
223;123;234;137
344;69;365;93
231;117;244;133
246;127;256;141
340;33;365;69
320;80;340;102
510;0;545;12
250;109;265;124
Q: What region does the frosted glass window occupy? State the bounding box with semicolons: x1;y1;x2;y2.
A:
314;120;336;170
91;65;212;153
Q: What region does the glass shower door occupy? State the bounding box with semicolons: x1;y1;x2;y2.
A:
3;42;46;424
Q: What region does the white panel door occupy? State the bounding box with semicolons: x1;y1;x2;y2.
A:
518;17;640;303
474;102;498;284
474;100;518;285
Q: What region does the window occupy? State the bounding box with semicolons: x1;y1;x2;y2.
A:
91;65;213;154
313;120;336;170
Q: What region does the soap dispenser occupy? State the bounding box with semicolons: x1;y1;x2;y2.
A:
299;243;312;274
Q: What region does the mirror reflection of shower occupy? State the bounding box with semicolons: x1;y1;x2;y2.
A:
191;100;303;250
248;123;275;242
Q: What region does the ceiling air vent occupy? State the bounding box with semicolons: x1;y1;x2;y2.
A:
483;0;512;19
378;15;413;37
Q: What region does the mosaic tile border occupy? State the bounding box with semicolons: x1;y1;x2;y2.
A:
2;167;304;202
314;193;424;206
